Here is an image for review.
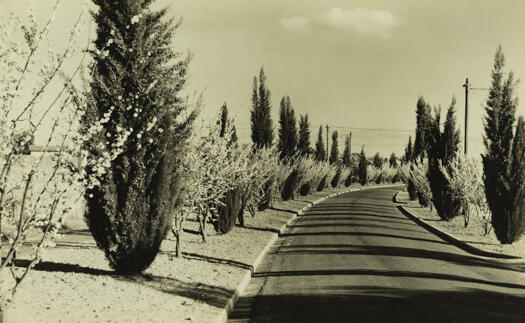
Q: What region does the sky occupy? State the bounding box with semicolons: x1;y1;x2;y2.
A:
3;0;525;157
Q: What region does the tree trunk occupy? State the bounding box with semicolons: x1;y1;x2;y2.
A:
171;227;182;258
237;207;245;227
198;212;207;243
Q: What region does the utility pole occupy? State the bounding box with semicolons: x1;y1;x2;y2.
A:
463;78;469;155
325;124;329;161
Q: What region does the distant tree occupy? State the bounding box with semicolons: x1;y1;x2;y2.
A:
315;125;326;161
342;132;352;167
404;136;414;164
278;96;298;159
329;130;339;164
389;153;398;168
482;46;524;243
372;153;382;168
218;103;237;144
358;147;368;185
414;97;431;161
250;68;273;148
297;114;311;156
427;97;461;221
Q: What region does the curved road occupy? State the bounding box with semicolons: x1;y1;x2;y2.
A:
229;187;525;322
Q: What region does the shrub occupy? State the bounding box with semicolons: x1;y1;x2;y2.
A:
282;169;299;200
300;182;312;196
345;175;352;187
426;98;462;221
409;160;432;208
213;188;242;234
331;169;341;188
317;176;327;191
407;179;418;200
441;156;491;233
339;167;351;187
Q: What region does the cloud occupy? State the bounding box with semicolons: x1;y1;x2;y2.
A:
279;16;311;33
280;8;403;38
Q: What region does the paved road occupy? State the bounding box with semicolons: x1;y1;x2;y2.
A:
229;187;525;323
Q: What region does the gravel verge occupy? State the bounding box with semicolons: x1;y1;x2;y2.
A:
396;190;525;260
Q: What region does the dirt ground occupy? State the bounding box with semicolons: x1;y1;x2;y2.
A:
398;191;525;259
6;186;361;323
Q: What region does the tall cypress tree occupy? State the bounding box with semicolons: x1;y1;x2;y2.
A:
358;147;367;185
404;135;414;163
329;130;339;164
297;114;311;156
372;153;382;168
278;96;297;159
250;68;273;148
389;153;397;168
483;46;521;243
342;132;352;167
414;97;431;161
427;98;461;221
315;125;326;161
218;103;237;144
84;0;195;273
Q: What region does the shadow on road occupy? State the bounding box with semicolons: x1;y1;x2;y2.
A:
230;286;525;323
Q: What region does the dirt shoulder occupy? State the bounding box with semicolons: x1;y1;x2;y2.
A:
397;190;525;259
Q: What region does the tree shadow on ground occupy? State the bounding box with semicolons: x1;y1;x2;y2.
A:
10;258;236;309
117;274;235;308
229;286;525;323
238;225;281;234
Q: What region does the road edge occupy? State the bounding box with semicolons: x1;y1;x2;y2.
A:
215;184;403;323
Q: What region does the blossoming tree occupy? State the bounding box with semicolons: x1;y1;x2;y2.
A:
0;1;87;318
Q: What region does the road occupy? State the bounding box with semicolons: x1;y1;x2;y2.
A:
229;187;525;323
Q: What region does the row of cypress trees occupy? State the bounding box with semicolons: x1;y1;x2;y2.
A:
403;46;525;244
251;67;352;165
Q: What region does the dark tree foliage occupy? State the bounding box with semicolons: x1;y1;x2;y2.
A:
426;98;461;221
257;179;273;211
251;68;273;148
331;169;341;188
214;188;242;234
315;125;326;161
215;104;242;234
317;176;327;191
404;136;414;164
344;174;352;187
278;96;298;159
407;178;417;200
414;97;431;161
299;182;311;196
342;132;352;167
218;103;237;144
372;153;382;168
358;147;367;186
389;153;397;168
282;170;299;200
508;117;525;241
329;130;339;164
482;46;522;243
84;0;195;274
297;114;311;156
